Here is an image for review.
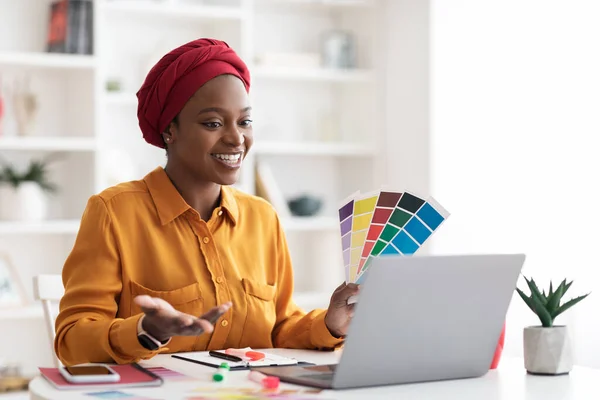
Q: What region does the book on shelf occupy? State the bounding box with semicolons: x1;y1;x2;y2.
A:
255;161;292;217
46;0;94;55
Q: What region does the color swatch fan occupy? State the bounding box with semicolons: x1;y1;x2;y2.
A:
338;190;450;284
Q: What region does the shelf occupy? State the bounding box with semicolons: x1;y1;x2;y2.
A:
0;305;43;321
252;66;374;82
254;141;377;156
0;220;81;235
0;137;97;152
0;303;60;321
101;1;244;20
258;0;374;8
0;52;96;69
282;216;338;231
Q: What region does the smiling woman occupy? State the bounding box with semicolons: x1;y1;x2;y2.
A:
53;38;359;366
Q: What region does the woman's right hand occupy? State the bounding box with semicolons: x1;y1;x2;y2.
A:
134;295;232;342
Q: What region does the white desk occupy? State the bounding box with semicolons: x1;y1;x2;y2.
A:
29;349;600;399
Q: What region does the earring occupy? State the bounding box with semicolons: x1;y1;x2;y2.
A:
165;137;171;143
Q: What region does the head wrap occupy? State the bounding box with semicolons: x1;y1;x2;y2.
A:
136;38;251;148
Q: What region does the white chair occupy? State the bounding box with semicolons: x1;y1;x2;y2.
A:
33;274;64;368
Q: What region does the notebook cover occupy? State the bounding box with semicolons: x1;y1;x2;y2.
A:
39;363;163;390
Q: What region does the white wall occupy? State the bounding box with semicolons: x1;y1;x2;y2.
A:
430;0;600;368
381;0;431;197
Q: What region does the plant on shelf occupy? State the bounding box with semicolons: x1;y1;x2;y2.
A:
0;160;58;192
0;157;58;222
516;276;590;375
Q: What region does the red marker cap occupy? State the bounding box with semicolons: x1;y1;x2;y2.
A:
263;376;280;389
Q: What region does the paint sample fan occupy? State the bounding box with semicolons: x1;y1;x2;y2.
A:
338;189;450;284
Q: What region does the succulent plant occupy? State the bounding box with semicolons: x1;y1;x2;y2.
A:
516;276;590;328
0;158;58;193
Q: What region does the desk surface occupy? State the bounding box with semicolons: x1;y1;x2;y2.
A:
29;349;600;400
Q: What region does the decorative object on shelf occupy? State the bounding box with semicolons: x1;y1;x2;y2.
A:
516;276;590;375
0;253;27;309
254;161;292;217
287;194;322;217
0;359;30;394
46;0;94;55
0;157;58;222
12;76;39;137
338;189;449;285
106;78;122;92
321;30;356;69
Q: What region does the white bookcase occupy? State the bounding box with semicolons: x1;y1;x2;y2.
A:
0;0;385;375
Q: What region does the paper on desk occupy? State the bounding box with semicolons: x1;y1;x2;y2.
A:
174;351;299;368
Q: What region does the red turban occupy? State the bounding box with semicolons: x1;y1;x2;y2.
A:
136;38;251;148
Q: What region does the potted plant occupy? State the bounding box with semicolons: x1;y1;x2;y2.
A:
516;276;590;375
0;158;58;221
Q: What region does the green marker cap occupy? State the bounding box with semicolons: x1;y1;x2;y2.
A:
219;362;230;370
213;372;224;382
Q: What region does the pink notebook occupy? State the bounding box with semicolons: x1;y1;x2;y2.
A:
39;363;163;390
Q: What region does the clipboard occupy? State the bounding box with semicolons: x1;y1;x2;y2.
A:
172;351;314;371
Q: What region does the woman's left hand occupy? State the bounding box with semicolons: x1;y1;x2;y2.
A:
324;282;360;338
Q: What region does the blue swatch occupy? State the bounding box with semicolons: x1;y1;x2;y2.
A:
416;202;445;230
404;217;432;245
391;230;419;255
381;243;401;255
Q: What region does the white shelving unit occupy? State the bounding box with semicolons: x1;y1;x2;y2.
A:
0;304;59;321
0;0;386;375
252;65;374;82
0;220;81;235
0;137;97;151
254;141;376;156
0;52;96;69
100;0;245;20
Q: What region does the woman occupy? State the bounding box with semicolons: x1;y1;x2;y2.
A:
54;38;359;366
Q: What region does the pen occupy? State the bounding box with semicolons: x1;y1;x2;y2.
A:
209;350;244;363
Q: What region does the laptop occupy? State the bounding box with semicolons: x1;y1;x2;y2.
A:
254;253;525;390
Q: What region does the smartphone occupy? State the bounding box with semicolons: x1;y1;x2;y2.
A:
58;364;120;383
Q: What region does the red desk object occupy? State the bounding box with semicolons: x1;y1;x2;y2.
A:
490;323;506;370
39;363;163;390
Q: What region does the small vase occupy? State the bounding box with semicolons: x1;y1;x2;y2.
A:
13;92;38;136
523;326;573;375
0;182;48;221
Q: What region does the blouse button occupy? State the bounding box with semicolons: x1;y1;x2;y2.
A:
216;276;224;284
221;320;229;327
203;237;210;244
218;210;223;216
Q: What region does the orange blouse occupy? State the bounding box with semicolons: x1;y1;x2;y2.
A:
55;167;342;366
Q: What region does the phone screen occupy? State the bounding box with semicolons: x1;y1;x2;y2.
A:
65;366;115;376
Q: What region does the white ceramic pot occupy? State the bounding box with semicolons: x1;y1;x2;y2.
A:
523;326;573;375
0;182;48;221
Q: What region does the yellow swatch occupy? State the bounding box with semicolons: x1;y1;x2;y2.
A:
354;196;378;215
